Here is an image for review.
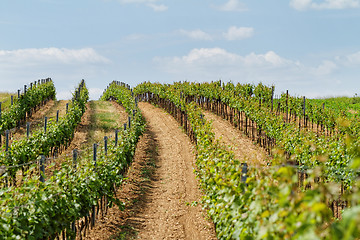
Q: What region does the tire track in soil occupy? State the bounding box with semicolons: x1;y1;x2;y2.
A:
85;102;217;240
203;110;269;166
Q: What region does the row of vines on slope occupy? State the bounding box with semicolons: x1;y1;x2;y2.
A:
194;80;359;136
164;80;359;218
134;81;360;240
0;80;88;187
174;81;359;187
0;81;145;239
0;78;56;137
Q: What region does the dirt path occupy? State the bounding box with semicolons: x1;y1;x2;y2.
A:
10;100;68;141
85;102;217;240
203;110;269;166
133;102;216;240
25;100;69;129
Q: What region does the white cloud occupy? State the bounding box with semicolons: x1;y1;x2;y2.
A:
178;29;213;41
223;26;254;41
290;0;313;10
117;0;168;11
0;47;111;95
0;48;110;65
344;51;360;64
290;0;360;10
179;48;239;64
242;51;293;67
314;60;337;75
333;51;360;69
147;3;168;11
152;48;356;97
154;48;293;70
214;0;248;12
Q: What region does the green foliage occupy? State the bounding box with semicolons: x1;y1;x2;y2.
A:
0;125;143;239
135;81;360;240
0;79;56;133
0;80;88;171
0;81;145;239
146;81;359;186
101;81;136;115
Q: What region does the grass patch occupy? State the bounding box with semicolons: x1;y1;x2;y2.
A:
0;92;16;110
89;100;124;143
0;92;14;101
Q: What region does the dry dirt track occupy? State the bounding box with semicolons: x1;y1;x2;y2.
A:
132;102;217;240
203;110;268;166
9;100;69;144
86;102;217;239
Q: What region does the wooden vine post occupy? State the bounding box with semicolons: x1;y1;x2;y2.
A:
56;110;59;123
286;90;289;123
39;155;45;183
73;149;78;170
92;143;97;228
115;129;119;147
44;117;48;134
303;96;306;127
271;86;274;112
5;130;9;152
26;122;30;138
104;136;108;156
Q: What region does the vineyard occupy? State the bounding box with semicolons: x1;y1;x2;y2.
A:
0;79;360;239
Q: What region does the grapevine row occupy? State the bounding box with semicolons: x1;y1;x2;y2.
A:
0;78;56;135
172;81;357;186
0;80;88;185
134;81;360;239
0;82;145;239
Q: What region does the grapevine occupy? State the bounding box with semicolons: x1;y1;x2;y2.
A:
0;81;145;239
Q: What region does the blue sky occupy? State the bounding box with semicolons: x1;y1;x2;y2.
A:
1;0;360;99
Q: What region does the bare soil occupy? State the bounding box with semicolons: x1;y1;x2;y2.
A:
204;110;269;166
85;102;217;240
11;100;69;141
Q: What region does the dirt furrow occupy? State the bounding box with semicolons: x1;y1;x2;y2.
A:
133;102;216;240
203;110;269;166
10;100;68;141
85;102;217;240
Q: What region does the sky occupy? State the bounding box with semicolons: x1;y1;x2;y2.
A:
0;0;360;99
